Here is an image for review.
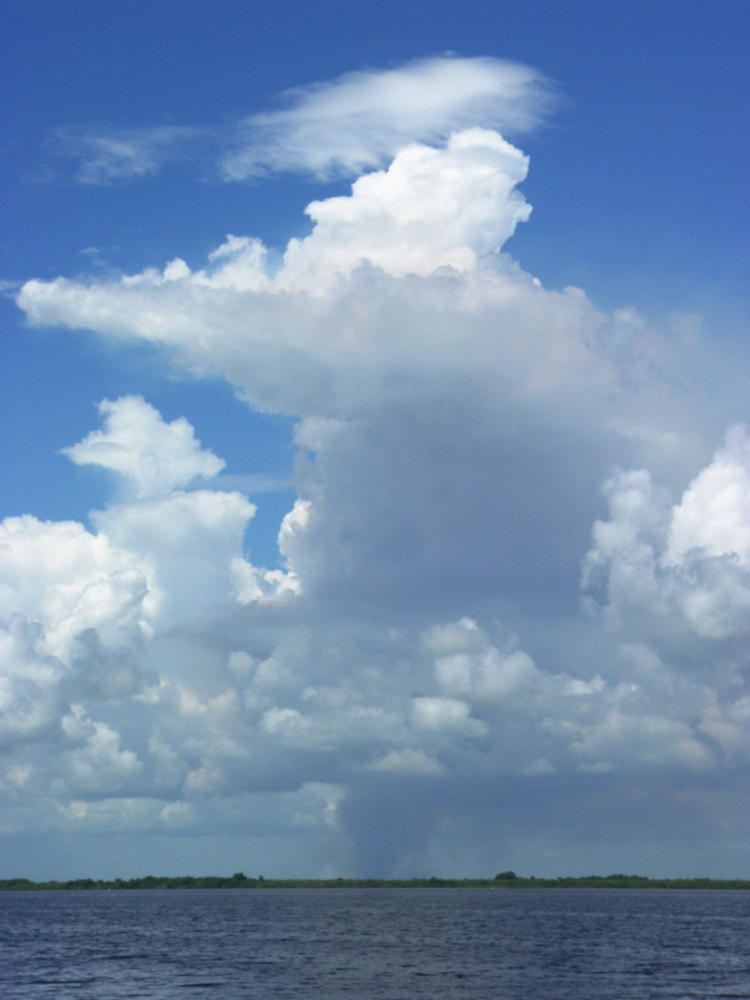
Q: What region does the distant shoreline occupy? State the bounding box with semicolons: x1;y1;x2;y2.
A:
3;874;750;891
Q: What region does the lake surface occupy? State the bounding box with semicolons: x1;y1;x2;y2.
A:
2;888;750;998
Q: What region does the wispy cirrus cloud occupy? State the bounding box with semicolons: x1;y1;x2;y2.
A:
50;123;202;184
47;57;554;186
220;55;555;180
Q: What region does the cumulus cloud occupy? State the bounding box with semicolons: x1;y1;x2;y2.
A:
279;128;531;288
0;402;279;800
63;396;225;499
583;428;750;646
220;55;553;180
667;425;750;567
0;514;150;663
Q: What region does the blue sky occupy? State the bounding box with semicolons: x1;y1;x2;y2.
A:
1;1;750;879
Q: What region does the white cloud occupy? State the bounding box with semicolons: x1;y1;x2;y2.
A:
63;396;225;499
0;514;150;662
412;696;485;735
60;705;144;794
571;712;713;774
16;126;705;625
367;748;444;776
667;425;750;566
0;617;65;745
52;125;200;184
278;128;531;289
45;57;550;188
433;641;539;705
0;400;294;814
220;55;553;180
10;87;750;876
21;125;534;304
583;432;750;645
93;489;257;627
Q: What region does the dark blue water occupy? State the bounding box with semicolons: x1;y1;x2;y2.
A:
2;888;750;998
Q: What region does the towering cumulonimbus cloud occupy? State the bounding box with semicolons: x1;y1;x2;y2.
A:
7;62;750;874
17;126;705;618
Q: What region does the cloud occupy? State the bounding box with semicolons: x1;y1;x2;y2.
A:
0;400;297;814
367;748;444;776
280;128;531;288
220;55;554;180
0;514;150;664
583;428;750;645
1;389;735;865
51;125;200;184
63;396;225;499
13;132;710;628
22;126;533;307
412;696;485;736
667;425;750;567
9;96;750;876
43;57;551;188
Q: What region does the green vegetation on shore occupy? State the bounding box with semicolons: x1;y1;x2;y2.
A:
1;872;749;891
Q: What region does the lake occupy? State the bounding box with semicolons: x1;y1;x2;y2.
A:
2;887;750;998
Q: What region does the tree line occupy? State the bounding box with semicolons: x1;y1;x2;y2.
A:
2;872;750;890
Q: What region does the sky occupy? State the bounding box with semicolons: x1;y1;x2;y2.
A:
1;0;749;880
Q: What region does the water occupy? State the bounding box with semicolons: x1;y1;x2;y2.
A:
2;888;750;998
